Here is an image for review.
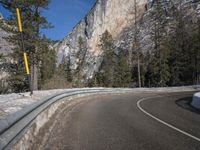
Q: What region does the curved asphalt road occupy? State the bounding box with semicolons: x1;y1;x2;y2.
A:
37;92;200;150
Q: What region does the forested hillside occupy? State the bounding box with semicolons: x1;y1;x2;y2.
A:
55;0;200;88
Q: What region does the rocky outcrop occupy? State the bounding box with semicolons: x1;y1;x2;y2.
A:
0;14;12;88
0;13;12;57
54;0;200;80
55;0;148;79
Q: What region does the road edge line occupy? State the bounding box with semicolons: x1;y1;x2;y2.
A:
137;96;200;142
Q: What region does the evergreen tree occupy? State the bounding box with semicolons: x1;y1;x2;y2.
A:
41;55;73;90
57;56;67;78
149;0;170;87
56;56;72;83
75;36;87;87
188;18;200;85
167;0;200;86
133;0;142;87
0;2;29;92
66;56;73;82
168;1;188;85
90;71;104;87
39;36;56;87
0;53;4;65
0;0;52;92
98;30;116;87
114;53;132;87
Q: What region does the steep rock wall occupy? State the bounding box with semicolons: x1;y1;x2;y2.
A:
54;0;200;80
55;0;148;79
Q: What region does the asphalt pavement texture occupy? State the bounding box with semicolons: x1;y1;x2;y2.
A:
34;91;200;150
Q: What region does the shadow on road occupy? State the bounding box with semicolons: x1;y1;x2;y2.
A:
175;97;200;115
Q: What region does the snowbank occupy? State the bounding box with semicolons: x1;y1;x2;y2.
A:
0;86;198;118
0;89;72;118
191;92;200;110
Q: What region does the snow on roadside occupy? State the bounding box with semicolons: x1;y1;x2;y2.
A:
191;92;200;109
0;86;198;119
0;89;68;118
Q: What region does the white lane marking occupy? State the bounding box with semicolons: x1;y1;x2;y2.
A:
137;96;200;142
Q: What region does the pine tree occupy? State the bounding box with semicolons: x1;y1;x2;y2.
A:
91;71;105;87
66;56;73;82
114;53;132;87
0;53;3;61
57;56;67;78
189;18;200;85
167;0;200;86
149;0;170;87
98;30;116;87
0;0;52;92
167;1;186;85
0;2;28;92
41;55;72;90
133;0;142;87
55;56;72;83
39;36;56;87
75;36;87;87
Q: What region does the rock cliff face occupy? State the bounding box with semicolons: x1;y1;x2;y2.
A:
0;14;12;57
55;0;148;79
55;0;200;80
0;14;12;84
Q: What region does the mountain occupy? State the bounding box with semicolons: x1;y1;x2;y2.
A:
54;0;148;79
0;0;199;91
54;0;200;81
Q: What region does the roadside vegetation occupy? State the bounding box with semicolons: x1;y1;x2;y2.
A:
0;0;199;94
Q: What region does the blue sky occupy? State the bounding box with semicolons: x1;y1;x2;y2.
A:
0;0;96;40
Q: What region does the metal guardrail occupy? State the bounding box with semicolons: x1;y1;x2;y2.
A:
0;88;132;150
0;86;198;149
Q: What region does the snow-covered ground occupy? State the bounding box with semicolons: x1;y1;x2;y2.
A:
191;92;200;109
0;89;68;118
0;86;198;119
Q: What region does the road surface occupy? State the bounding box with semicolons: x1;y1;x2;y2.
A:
31;91;200;150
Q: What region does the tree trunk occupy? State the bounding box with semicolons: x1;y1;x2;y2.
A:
31;7;39;91
31;55;38;91
137;54;141;88
33;63;38;90
134;0;141;88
